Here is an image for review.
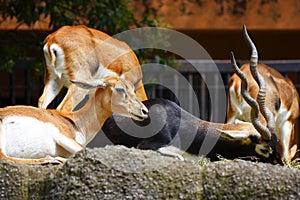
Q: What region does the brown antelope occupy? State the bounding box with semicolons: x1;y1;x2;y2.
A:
101;26;283;165
0;73;148;164
227;25;299;163
38;25;148;112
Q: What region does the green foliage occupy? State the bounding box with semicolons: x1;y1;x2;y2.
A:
0;0;158;34
0;0;167;73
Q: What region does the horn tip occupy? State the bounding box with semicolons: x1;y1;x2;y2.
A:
242;24;248;37
230;51;236;64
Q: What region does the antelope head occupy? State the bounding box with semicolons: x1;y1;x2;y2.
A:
72;75;149;121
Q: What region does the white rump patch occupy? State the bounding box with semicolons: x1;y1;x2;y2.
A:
1;116;73;158
44;43;67;79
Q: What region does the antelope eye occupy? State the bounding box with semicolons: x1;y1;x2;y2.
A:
260;147;270;154
115;87;126;93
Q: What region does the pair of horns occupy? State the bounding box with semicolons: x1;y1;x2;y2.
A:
230;25;275;141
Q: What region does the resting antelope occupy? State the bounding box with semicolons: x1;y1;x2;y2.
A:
227;25;299;162
38;25;148;112
101;26;283;165
0;72;148;164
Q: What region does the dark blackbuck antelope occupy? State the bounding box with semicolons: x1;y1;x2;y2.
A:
102;25;283;165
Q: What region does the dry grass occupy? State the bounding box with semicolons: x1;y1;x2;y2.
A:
284;158;300;170
192;154;300;170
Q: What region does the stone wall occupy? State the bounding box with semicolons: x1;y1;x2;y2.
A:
0;145;299;199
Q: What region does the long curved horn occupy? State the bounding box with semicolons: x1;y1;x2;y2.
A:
243;25;276;137
230;51;271;140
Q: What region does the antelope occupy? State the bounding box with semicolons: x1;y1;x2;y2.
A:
38;25;148;112
0;72;148;164
101;26;283;165
227;25;299;163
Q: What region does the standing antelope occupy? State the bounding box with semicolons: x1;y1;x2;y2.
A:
227;26;299;163
38;25;148;112
0;72;148;164
101;26;283;165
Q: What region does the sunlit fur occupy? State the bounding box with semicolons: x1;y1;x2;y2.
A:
39;25;148;112
0;76;148;164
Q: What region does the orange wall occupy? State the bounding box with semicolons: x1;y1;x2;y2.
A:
132;0;300;59
135;0;300;30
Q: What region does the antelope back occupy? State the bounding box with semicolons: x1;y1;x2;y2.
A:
39;25;148;112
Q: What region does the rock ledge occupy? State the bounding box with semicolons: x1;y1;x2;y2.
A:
0;145;299;199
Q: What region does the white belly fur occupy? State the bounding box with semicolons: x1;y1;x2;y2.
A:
1;116;63;158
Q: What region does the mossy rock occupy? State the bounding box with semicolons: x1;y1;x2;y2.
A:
0;145;299;199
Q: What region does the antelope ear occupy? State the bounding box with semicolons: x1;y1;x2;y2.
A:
121;67;143;87
70;80;106;89
234;119;252;125
216;128;250;140
216;128;254;145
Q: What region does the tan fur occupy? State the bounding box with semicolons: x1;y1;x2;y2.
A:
0;76;148;164
39;25;148;112
0;106;77;139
